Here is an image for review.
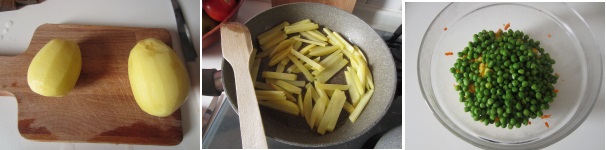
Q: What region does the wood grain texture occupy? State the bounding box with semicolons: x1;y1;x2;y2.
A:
271;0;356;13
220;22;268;148
0;24;182;145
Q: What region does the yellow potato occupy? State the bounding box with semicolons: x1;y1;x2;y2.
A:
252;19;376;135
27;38;81;97
128;38;190;117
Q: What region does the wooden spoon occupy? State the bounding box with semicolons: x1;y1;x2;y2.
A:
220;22;268;149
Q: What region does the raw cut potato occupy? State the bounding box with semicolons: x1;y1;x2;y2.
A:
128;38;190;117
252;19;375;135
27;38;81;97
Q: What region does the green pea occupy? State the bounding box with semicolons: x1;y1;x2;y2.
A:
451;29;557;128
523;109;530;116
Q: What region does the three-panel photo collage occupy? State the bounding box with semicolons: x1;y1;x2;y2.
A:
0;0;604;149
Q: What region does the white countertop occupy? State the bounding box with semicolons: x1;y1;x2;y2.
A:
405;2;605;150
0;0;200;149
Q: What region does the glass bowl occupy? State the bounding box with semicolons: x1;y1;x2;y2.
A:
418;2;602;149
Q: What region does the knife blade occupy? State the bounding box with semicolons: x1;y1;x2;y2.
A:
171;0;198;62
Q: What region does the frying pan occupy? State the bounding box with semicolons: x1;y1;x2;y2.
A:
202;2;396;147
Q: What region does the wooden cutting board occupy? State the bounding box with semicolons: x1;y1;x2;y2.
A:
0;24;182;145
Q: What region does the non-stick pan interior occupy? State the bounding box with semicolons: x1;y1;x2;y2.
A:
222;2;397;147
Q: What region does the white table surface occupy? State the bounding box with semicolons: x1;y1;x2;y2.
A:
0;0;201;149
405;2;605;150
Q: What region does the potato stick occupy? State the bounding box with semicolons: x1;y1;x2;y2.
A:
354;46;367;63
256;95;287;101
282;80;306;87
270;39;294;57
366;68;374;89
280;57;290;66
323;28;343;48
311;96;327;128
251;58;261;81
320;54;342;70
350;67;365;98
266;79;278;84
269;48;290;66
318;89;346;134
299;44;317;55
312;56;344;76
344;70;360;105
276;63;286;73
343;101;354;114
316;83;350;90
309;45;339;56
291;49;325;71
297;94;303;117
276;80;302;94
357;62;367;89
349;89;374;123
315;83;328;98
295;37;327;47
261;33;287;51
293;40;303;50
269;83;297;102
258;21;289;40
311;29;325;36
341;46;355;60
327;35;343;49
353;52;367;68
284;23;319;34
262;71;297;80
304;84;313;128
305;83;313;92
249;48;257;69
258;99;299;116
327;90;346;132
325;89;334;98
303;63;313;70
255;82;274;90
289;55;314;82
255;90;286;97
300;31;324;43
286;64;298;73
316;59;348;83
258;29;282;45
292;19;311;25
316;50;340;66
322;28;332;35
311;91;320;103
332;31;353;50
306;30;328;41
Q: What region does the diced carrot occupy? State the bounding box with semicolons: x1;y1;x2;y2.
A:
548;34;551;38
545;122;549;128
541;114;551;119
445;51;453;56
468;84;476;93
528;121;532;125
504;23;510;30
495;28;502;38
444;27;448;31
495;117;500;122
554;89;559;93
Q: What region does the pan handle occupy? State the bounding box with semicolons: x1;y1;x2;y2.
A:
202;69;224;96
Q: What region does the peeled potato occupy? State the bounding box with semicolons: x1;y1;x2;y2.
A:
27;38;81;97
128;38;190;117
